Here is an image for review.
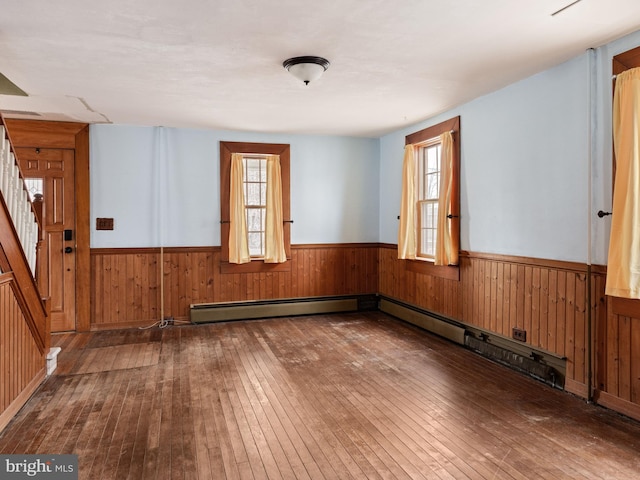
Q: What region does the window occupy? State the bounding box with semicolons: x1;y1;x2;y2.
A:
243;155;267;258
606;48;640;298
417;139;442;259
219;141;291;273
24;178;43;202
399;116;460;279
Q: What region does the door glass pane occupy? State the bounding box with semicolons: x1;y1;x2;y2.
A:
24;178;43;201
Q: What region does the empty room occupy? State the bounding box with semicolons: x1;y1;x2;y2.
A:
2;1;640;478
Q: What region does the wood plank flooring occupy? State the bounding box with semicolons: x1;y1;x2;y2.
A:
1;312;639;479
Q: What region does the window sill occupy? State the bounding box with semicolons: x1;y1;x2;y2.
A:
405;258;460;281
220;260;291;274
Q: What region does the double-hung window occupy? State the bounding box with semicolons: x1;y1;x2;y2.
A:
417;139;442;259
243;155;268;258
220;141;291;273
398;116;460;277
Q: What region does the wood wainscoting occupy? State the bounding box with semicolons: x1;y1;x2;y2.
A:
595;295;640;420
378;246;607;399
90;243;640;420
90;244;379;330
0;273;46;432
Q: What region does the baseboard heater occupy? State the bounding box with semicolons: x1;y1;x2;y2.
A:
379;297;466;345
464;326;566;389
379;296;565;389
190;295;374;324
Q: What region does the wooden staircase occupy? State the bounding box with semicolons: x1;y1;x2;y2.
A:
0;113;49;432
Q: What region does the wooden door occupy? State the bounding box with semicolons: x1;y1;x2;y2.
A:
17;147;76;332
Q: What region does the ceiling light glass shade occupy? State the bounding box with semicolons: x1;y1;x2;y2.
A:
283;56;330;85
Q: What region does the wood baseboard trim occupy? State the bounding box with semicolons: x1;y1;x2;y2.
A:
0;368;46;433
564;378;589;399
595;390;640;422
90;320;163;331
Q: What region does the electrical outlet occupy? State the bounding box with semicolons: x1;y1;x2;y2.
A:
512;327;527;342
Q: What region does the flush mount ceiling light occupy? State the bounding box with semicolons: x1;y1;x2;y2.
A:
282;56;330;85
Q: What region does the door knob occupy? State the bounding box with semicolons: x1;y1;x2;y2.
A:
64;246;73;254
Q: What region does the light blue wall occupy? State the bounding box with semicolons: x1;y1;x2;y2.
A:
90;125;379;248
91;27;640;262
379;26;640;265
381;54;590;262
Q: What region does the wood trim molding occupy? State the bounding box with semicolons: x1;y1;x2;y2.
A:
91;247;164;255
75;125;90;331
565;378;589;398
90;319;163;331
610;296;640;318
292;243;380;250
405;259;460;281
405;116;460;145
91;246;218;255
0;194;46;352
381;244;592;280
377;243;460;280
595;390;640;423
3;119;87;149
459;251;588;273
0;271;13;286
91;243;382;256
0;368;45;433
613;46;640;74
219;260;292;274
219;141;291;265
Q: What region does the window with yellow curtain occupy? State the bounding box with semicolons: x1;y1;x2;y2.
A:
220;141;291;273
606;67;640;299
398;116;460;278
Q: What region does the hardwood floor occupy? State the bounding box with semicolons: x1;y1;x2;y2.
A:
1;312;639;479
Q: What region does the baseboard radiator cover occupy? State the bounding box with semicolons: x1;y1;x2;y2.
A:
190;295;375;324
379;296;565;389
464;333;565;389
379;297;466;345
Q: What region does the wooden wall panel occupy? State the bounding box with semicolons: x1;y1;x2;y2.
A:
90;244;379;329
0;274;46;432
88;243;640;418
596;295;640;419
378;247;461;319
90;250;160;328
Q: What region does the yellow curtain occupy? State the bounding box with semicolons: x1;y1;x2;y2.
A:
229;153;250;264
606;67;640;298
265;154;287;263
398;144;417;259
435;131;458;266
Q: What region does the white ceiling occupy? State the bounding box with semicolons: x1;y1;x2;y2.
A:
1;0;640;137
